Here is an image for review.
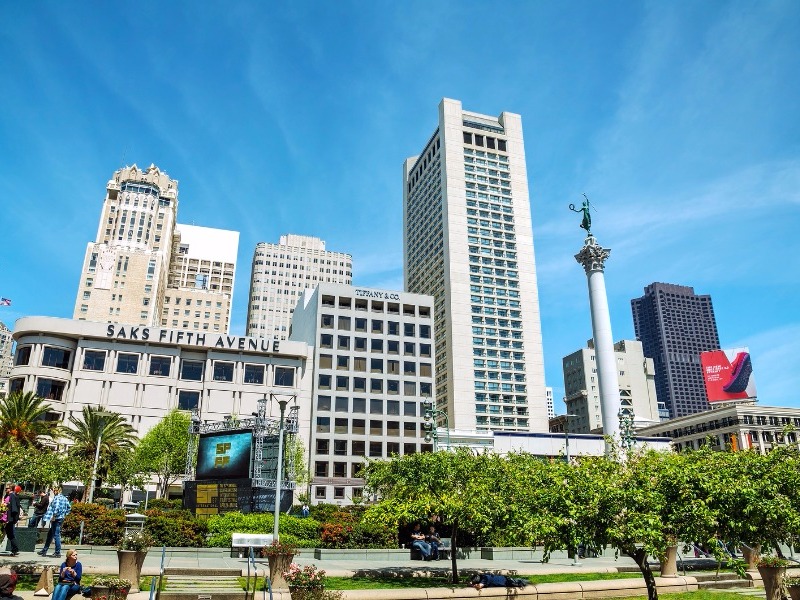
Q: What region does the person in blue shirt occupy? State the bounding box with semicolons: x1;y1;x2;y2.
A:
470;574;528;589
52;549;82;600
37;486;71;558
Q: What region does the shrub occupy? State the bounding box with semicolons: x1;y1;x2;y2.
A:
95;498;115;508
62;503;126;546
147;498;183;511
206;512;321;548
144;512;208;547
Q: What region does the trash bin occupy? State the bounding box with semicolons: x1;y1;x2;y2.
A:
9;527;37;553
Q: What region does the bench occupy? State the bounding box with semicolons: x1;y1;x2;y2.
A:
231;533;273;558
410;537;451;560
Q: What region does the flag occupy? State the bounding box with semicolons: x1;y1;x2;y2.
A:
0;298;10;306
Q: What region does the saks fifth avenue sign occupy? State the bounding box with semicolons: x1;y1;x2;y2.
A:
106;324;281;352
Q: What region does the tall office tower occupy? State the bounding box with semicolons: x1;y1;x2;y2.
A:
161;224;239;334
289;283;435;504
0;322;13;398
631;282;721;418
402;98;548;432
562;339;663;434
545;387;555;419
246;235;352;340
74;164;179;326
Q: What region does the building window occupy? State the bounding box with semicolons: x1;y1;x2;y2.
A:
315;462;329;477
316;439;329;455
370;399;383;414
320;334;333;349
316;417;330;433
213;362;234;382
352;440;366;455
82;350;106;371
180;359;204;381
42;347;71;370
353;398;366;413
333;462;347;478
244;364;264;384
36;378;66;401
14;347;31;366
315;486;326;499
333;487;346;499
319;354;333;369
9;378;24;393
149;356;171;377
335;396;348;412
369;441;382;457
275;366;295;387
333;439;347;455
116;353;139;374
178;390;200;411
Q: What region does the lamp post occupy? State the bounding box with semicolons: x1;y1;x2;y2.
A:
273;397;289;540
88;409;112;504
563;414;579;463
422;400;450;451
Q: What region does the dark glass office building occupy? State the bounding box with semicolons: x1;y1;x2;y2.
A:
631;283;720;418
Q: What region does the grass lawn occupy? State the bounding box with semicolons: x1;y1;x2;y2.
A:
327;571;642;589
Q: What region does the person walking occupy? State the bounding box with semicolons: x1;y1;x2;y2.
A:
28;489;50;529
37;487;71;558
52;549;82;600
3;483;20;556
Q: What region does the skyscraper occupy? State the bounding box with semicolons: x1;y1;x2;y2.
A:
402;98;548;432
631;282;721;418
246;235;352;340
74;164;178;326
74;165;238;333
0;322;13;398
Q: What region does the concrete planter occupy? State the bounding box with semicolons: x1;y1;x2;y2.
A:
756;565;786;600
117;550;147;593
741;544;761;572
659;545;679;578
787;585;800;600
268;553;295;589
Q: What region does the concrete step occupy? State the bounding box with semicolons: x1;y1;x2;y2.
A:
698;579;753;589
165;567;243;576
161;575;247;600
694;572;743;582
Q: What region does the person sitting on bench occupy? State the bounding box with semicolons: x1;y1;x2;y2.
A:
410;523;433;560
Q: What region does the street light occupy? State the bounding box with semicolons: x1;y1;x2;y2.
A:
422;400;450;452
272;396;289;540
88;409;113;504
563;414;579;464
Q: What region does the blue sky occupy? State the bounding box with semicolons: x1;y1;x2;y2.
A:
1;1;798;410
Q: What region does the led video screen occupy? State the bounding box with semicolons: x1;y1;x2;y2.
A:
196;430;253;480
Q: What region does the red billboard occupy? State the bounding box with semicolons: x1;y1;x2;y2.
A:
700;348;756;403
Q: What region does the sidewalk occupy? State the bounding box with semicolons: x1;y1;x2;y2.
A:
0;547;646;599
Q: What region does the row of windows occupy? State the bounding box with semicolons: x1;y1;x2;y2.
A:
316;417;424;437
319;355;432;375
15;345;294;386
317;396;422;416
317;374;432;396
319;316;431;337
319;335;431;356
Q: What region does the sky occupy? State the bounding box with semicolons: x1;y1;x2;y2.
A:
1;1;798;411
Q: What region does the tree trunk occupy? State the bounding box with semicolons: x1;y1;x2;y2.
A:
449;519;460;584
626;547;658;600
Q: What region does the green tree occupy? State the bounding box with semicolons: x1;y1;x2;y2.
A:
363;448;510;583
63;406;137;500
0;442;82;487
134;409;191;498
0;391;59;447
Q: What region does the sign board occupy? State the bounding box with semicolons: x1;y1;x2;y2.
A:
700;348;756;402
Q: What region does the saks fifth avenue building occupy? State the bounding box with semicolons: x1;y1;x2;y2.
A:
9;317;314;437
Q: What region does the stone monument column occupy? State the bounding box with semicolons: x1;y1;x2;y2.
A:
575;235;621;440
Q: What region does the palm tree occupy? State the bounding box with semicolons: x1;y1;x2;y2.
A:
63;406;137;500
0;391;59;447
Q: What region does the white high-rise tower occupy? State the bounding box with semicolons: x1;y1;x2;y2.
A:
402;98;548;432
246;235;352;340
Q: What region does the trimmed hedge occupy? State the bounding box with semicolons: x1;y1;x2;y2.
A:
144;509;208;547
206;512;322;548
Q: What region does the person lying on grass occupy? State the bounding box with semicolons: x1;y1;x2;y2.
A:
469;574;528;589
